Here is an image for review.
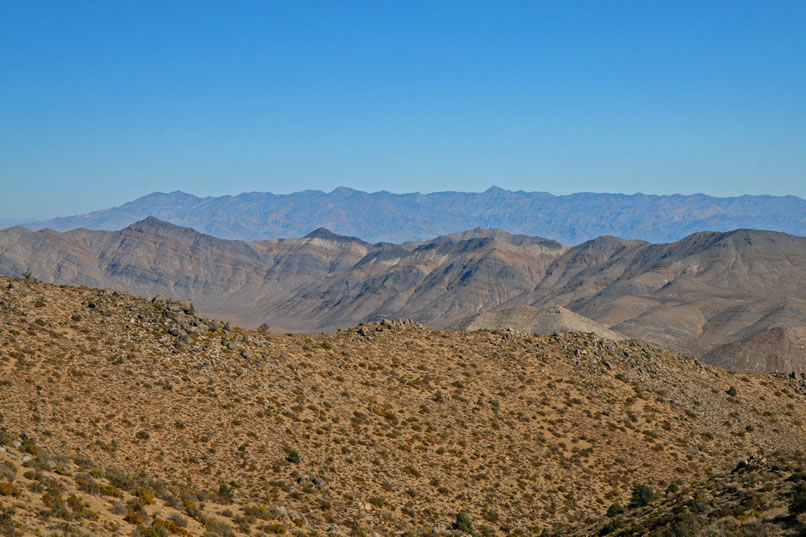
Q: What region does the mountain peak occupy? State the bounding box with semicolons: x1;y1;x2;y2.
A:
303;227;367;244
330;186;360;195
125;216;202;238
484;185;508;194
127;216;174;229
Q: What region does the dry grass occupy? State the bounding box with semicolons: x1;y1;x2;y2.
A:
1;275;806;536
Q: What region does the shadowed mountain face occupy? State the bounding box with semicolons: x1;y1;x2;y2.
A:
2;218;806;372
23;187;806;244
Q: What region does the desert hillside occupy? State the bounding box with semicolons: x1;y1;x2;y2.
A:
2;276;806;536
2;220;806;373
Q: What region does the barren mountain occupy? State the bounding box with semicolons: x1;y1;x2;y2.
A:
451;306;625;341
2;220;806;372
1;276;806;537
23;187;806;244
704;326;806;374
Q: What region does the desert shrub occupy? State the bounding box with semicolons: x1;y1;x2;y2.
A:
207;519;233;536
218;482;234;501
75;473;100;495
54;465;71;476
452;512;475;535
285;449;300;464
100;484;123;497
629;484;657;508
482;509;499;523
124;512;145;525
478;525;495;537
106;467;134;490
137;525;168;537
0;483;19;497
182;497;203;519
0;505;21;537
41;493;71;519
89;467;105;478
242;505;271;520
20;439;39;455
133;486;155;505
0;462;16;481
726;386;738;397
110;502;127;515
790;482;806;515
169;512;189;528
66;494;98;520
265;523;286;534
606;502;624;517
126;497;149;523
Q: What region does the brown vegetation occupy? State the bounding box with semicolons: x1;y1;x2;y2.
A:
1;276;806;536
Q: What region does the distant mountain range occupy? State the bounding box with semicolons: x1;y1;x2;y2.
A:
23;187;806;244
2;217;806;373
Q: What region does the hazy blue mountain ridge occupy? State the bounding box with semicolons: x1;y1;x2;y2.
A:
25;187;806;244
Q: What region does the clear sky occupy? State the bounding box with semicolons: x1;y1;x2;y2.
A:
1;1;805;219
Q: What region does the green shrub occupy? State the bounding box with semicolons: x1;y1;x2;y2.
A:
218;482;234;501
452;512;475;535
606;502;624;517
285;449;300;464
629;484;657;508
726;386;738;397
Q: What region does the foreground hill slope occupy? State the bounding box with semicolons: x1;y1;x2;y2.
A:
23;188;806;244
3;220;806;372
1;277;806;536
559;453;806;536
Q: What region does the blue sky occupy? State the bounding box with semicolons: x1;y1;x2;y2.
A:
1;1;805;219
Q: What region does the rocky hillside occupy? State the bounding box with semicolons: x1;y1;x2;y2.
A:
3;220;806;373
23;188;806;245
558;453;806;536
1;276;806;537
